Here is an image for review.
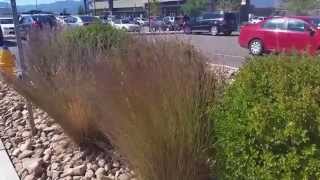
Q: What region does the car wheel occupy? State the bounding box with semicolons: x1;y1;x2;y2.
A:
223;31;232;36
249;39;263;55
184;26;192;34
210;26;218;36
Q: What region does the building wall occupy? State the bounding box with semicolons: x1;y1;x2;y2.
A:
90;0;184;10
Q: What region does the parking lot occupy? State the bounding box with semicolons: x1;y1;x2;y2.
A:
5;33;248;68
176;34;248;68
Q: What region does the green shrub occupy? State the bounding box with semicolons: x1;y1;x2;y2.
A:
63;23;128;51
215;55;320;179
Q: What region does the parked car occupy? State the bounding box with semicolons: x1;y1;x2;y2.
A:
0;17;15;38
19;14;57;39
64;15;101;27
112;19;140;32
239;17;320;55
183;11;238;36
134;17;148;26
0;25;3;46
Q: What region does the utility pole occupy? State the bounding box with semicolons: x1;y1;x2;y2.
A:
108;0;113;16
36;0;38;10
148;0;151;32
83;0;88;14
10;0;36;135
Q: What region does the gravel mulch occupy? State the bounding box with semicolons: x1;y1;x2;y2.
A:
0;81;135;180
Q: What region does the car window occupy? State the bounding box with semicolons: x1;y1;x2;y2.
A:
310;18;320;28
65;16;77;23
287;19;307;32
114;19;121;24
203;13;223;19
80;16;95;22
122;20;130;24
262;18;286;30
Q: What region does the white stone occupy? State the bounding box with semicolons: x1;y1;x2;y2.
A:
85;169;94;178
20;140;32;151
98;159;106;167
12;149;21;156
95;167;106;177
118;174;130;180
22;158;43;174
18;150;34;159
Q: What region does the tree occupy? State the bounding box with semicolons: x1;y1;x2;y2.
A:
283;0;320;15
149;0;160;16
78;5;85;15
215;0;242;11
182;0;207;16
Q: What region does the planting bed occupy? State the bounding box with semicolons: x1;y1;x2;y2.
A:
0;81;135;180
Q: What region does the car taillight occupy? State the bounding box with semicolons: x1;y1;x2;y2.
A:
32;21;39;28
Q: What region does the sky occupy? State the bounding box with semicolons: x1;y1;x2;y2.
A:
0;0;80;6
0;0;280;7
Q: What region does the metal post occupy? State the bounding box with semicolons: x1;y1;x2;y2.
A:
148;0;151;32
10;0;36;135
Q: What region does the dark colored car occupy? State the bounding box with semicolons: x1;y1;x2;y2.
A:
239;17;320;55
0;26;3;46
183;11;238;36
19;14;57;39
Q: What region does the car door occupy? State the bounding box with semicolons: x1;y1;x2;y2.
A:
261;18;287;52
191;16;203;31
284;19;317;53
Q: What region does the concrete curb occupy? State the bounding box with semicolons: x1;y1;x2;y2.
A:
0;140;20;180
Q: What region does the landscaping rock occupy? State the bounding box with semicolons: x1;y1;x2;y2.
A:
22;158;43;175
20;140;32;151
0;83;133;180
19;150;34;159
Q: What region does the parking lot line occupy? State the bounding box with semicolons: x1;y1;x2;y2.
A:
213;53;246;59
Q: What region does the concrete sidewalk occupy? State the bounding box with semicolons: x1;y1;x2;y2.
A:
0;140;20;180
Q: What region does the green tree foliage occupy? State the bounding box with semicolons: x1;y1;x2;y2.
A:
149;0;161;16
283;0;320;15
214;55;320;179
182;0;208;16
216;0;242;11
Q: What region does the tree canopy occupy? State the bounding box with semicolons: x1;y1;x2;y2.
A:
283;0;320;15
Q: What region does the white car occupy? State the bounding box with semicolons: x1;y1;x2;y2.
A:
112;19;141;32
0;17;15;38
64;15;101;27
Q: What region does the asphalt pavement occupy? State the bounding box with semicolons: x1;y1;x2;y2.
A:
175;33;249;68
5;33;249;68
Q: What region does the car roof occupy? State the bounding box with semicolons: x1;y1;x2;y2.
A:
0;17;12;19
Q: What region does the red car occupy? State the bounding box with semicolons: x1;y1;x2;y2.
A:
239;16;320;55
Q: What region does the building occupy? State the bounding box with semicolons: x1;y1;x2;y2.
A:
89;0;282;17
89;0;185;17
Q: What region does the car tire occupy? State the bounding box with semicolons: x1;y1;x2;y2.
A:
210;26;218;36
249;39;263;55
184;26;192;34
223;31;232;36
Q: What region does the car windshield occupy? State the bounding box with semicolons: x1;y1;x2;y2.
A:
33;15;57;25
122;20;130;24
0;19;13;24
80;16;99;22
203;13;224;19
